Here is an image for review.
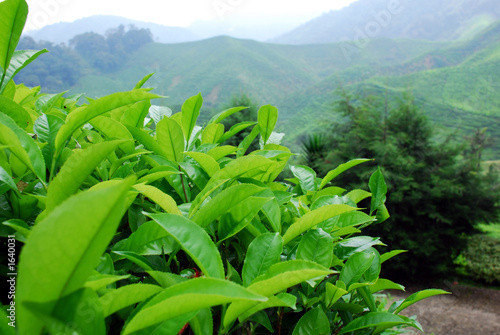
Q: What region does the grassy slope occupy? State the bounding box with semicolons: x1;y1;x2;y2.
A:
69;23;500;157
280;22;500;158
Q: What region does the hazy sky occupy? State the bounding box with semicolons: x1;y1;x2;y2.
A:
24;0;359;31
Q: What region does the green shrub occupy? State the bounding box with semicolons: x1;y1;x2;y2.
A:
0;1;447;334
459;234;500;284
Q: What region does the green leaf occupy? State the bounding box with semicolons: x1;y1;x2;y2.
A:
0;94;31;128
257;105;278;145
282;204;357;245
134;72;155;89
148;213;225;279
191;183;265;228
181;93;202;141
325;282;348;307
89;115;135;153
0;164;18;193
84;274;130;291
126;125;168;157
331;211;376;229
109;149;151;177
218;196;272;241
46;140;125;212
147;271;186;288
207;145;238;161
121;101;151;128
1;49;48;93
238;293;296;322
339;312;422;334
99;283;163;317
113;220;177;256
345;189;372;204
157;116;185;162
189;308;213;335
259;190;281;233
296;228;333;268
0;0;28;84
134;184;182;215
16;178;134;335
136;168;179;185
24;288;105;335
55;89;160;155
249;311;273;333
202;123;225;144
334;236;386;260
123;278;267;335
311;187;346;202
369;167;387;215
35;91;67;115
112;251;155;271
319;159;372;190
362;248;381;283
339;251;376;290
208;106;247;124
185;151;220;177
370;278;405;294
380;250;407;263
218;121;256;143
131;312;196;335
2;219;30;238
0;112;46;182
149;105;173;124
2;79;15;99
292;307;330;335
223;260;333;331
34;113;65;168
242;233;283;286
290;165;318;194
237;124;260;157
393;289;450;314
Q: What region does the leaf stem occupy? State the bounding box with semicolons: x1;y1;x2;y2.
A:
179;164;188;203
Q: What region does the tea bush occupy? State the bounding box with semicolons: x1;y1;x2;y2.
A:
0;0;447;334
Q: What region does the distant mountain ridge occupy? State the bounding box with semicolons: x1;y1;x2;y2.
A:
272;0;500;44
24;15;200;44
23;15;307;45
17;1;500;159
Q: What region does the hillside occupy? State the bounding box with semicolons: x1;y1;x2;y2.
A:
16;15;500;159
24;15;199;44
278;22;500;157
67;36;440;108
272;0;500;44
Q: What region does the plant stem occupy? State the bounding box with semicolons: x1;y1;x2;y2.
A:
179;164;188;203
278;307;283;335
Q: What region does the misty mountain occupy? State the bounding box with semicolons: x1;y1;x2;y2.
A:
272;0;500;44
188;16;305;41
24;15;200;44
54;20;497;158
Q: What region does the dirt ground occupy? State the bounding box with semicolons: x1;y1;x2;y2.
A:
387;283;500;335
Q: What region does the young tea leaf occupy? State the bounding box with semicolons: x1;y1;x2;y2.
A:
148;213;225;279
17;178;135;335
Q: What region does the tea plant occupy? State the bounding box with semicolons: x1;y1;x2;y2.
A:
1;0;447;334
